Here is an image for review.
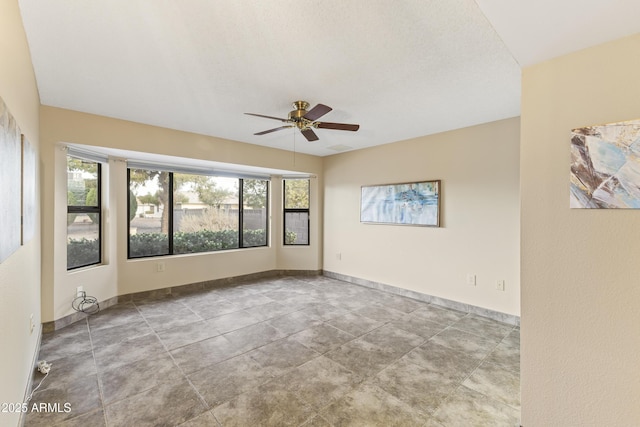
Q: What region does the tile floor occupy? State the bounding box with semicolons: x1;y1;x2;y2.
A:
26;275;520;426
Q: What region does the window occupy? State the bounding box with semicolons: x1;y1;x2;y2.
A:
173;174;239;254
128;168;269;258
67;156;101;269
283;179;310;245
128;169;170;257
242;179;268;247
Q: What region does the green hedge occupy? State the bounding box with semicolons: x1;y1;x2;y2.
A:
174;229;239;254
128;233;169;257
67;238;99;269
285;231;297;245
128;229;268;257
68;229;293;265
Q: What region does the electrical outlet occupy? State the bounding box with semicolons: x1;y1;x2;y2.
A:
496;280;505;291
466;274;476;286
156;262;165;272
76;286;84;298
29;313;35;334
336;253;342;260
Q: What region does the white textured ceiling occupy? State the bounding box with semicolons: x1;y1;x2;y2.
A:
474;0;640;67
17;1;640;157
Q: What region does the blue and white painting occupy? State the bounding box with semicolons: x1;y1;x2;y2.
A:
361;180;440;226
571;119;640;208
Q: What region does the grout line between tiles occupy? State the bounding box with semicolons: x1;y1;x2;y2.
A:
86;317;110;427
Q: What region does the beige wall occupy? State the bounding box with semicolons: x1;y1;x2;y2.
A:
40;106;323;321
0;0;41;424
323;117;520;316
521;34;640;425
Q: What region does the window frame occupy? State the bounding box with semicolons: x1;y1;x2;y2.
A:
67;157;102;270
127;169;269;259
283;178;310;246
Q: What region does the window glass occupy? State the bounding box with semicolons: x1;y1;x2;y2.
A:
67;156;101;269
284;211;309;245
283;179;310;245
128;169;269;258
128;169;170;257
242;179;268;247
173;174;239;254
284;179;310;209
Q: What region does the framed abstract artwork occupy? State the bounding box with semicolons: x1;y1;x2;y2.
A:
571;119;640;208
0;97;22;263
361;180;440;227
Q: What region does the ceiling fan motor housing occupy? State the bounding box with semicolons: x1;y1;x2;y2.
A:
289;101;311;129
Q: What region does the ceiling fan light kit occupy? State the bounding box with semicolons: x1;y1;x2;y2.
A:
246;101;359;142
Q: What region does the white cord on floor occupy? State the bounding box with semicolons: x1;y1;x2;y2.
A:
25;361;51;403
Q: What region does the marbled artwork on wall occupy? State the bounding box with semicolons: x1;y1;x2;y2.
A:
0;97;22;263
570;119;640;208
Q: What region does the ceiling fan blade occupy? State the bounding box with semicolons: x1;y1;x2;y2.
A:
316;122;360;131
254;125;293;135
303;104;332;121
245;113;289;122
300;128;319;142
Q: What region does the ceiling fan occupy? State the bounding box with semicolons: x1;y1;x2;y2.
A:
245;101;359;142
